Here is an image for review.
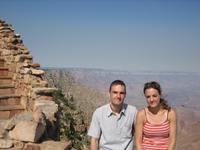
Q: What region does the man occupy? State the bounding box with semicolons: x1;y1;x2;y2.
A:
88;80;137;150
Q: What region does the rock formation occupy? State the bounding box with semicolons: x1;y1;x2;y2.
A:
0;19;72;149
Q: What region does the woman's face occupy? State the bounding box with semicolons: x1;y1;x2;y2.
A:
144;88;161;108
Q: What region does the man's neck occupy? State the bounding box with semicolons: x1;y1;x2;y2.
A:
110;103;123;114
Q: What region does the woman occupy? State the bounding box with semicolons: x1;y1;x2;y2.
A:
135;81;177;150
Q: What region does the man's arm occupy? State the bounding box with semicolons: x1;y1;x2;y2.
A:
88;109;101;150
90;137;99;150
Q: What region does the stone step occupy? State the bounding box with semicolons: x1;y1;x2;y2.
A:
0;105;24;119
0;67;9;76
0;26;14;33
0;76;11;79
0;104;24;111
0;119;9;128
0;67;8;70
0;76;12;84
0;59;4;67
0;84;15;94
0;84;14;88
0;94;21;105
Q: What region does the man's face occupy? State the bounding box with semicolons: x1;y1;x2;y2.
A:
109;84;126;107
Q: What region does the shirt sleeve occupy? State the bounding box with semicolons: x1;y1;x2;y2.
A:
88;109;101;138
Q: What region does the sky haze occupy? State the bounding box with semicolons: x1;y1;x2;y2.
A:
0;0;200;72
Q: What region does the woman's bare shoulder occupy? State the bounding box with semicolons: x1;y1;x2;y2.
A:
137;108;146;117
168;108;177;120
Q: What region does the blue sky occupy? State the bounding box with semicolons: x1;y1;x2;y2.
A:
0;0;200;72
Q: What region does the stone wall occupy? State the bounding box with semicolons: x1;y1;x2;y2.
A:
0;19;57;112
0;19;72;149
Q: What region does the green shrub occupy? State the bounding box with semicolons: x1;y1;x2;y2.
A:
53;90;89;150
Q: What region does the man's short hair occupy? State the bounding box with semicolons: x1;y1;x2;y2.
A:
109;80;126;92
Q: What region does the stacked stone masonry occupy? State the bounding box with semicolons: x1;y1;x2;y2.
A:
0;19;71;149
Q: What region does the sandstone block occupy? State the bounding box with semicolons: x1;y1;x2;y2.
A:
15;54;32;62
8;120;45;142
33;100;58;120
30;63;40;68
5;112;33;130
21;49;29;54
31;81;48;88
0;126;5;138
13;140;25;149
31;69;45;75
33;108;46;124
0;139;13;149
23;62;29;67
24;143;41;150
0;49;11;55
32;87;57;95
40;140;72;150
21;68;32;74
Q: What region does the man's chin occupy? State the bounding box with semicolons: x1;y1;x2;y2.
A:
113;102;123;107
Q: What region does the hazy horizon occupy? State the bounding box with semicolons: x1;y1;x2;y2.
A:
43;66;200;74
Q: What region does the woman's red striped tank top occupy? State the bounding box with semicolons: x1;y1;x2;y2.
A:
142;108;170;150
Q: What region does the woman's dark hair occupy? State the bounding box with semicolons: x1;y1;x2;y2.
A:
143;81;171;110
